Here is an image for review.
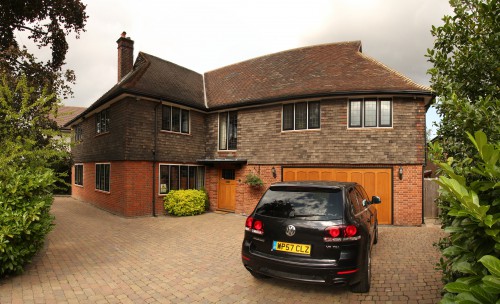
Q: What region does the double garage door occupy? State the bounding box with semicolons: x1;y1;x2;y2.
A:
283;168;392;224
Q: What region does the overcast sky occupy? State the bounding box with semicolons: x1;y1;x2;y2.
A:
28;0;453;135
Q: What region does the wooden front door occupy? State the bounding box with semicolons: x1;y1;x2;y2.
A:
283;167;393;224
218;169;236;211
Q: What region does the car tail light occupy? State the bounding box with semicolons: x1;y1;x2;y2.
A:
344;225;357;237
245;216;264;235
328;227;341;238
324;225;360;242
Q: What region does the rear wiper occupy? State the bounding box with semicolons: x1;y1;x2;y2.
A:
292;214;324;217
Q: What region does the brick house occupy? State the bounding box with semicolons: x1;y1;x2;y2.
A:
66;32;434;225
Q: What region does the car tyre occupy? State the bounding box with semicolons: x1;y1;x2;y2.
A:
350;247;371;293
373;221;379;245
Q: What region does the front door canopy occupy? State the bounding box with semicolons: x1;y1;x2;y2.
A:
196;158;247;166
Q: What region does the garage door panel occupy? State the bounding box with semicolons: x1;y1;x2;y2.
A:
283;168;392;224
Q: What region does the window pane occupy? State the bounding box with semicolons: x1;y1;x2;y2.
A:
170;166;179;190
181;110;189;133
96;112;101;133
219;113;228;150
95;165;100;189
308;102;320;129
228;112;237;150
172;107;180;132
196;167;205;189
162;106;171;131
282;104;294;130
180;166;188;189
188;167;196;189
380;100;392;126
364;100;377;127
295;102;307;130
104;164;110;192
349;100;362;127
159;165;169;194
222;169;235;180
104;110;109;132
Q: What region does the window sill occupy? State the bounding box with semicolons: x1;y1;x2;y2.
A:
95;132;110;137
160;130;191;136
95;189;110;194
74;184;84;188
281;128;321;133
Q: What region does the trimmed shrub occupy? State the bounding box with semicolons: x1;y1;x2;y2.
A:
164;189;206;216
435;131;500;303
0;166;56;277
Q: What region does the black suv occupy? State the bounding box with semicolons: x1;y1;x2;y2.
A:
241;181;381;293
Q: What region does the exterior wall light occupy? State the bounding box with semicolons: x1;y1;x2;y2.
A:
398;166;403;180
271;167;277;178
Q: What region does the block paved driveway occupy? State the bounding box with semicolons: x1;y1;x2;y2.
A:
0;197;446;304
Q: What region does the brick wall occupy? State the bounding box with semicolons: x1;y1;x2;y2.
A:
203;96;426;165
393;165;423;226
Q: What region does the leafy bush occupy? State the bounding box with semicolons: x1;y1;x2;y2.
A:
0;166;56;277
163;189;207;216
435;131;499;304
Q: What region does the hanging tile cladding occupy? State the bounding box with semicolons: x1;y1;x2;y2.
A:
72;97;207;163
203;97;425;165
72;99;129;163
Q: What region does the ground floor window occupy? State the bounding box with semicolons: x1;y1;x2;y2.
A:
75;164;83;186
159;164;205;194
95;163;110;192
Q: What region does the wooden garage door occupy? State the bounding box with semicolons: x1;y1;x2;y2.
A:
283;168;392;224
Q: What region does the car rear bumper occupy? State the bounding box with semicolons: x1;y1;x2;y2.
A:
242;245;362;286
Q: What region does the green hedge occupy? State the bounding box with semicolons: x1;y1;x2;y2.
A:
164;189;207;216
0;166;55;277
435;131;500;304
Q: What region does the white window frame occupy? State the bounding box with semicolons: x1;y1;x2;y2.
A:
74;164;83;186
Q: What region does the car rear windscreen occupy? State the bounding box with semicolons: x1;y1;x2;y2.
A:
255;187;343;220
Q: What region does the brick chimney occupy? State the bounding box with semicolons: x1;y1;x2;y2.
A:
116;31;134;82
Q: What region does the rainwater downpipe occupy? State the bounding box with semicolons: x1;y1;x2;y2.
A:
152;100;162;217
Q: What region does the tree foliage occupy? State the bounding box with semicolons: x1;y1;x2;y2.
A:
427;0;500;302
0;0;88;98
0;74;68;277
427;0;499;162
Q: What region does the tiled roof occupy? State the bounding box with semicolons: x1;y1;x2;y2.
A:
52;106;86;130
66;52;205;126
204;41;431;108
66;40;433;127
122;52;205;109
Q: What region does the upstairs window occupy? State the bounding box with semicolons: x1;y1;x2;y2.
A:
74;124;83;142
162;105;189;134
282;101;320;131
219;111;237;150
96;109;110;134
349;98;392;128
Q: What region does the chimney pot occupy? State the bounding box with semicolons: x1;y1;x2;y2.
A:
121;31;126;38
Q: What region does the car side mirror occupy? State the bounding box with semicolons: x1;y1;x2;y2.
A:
371;196;381;204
